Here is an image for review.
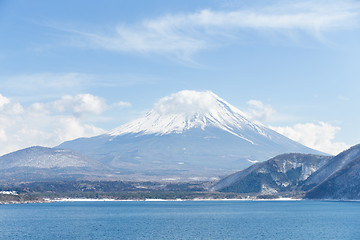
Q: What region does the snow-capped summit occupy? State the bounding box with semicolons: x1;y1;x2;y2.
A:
59;90;323;181
109;90;266;143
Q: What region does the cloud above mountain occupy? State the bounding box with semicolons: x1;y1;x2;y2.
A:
0;90;349;156
246;100;276;122
270;122;348;155
0;93;130;155
60;0;360;61
30;94;108;118
243;99;348;155
153;90;222;116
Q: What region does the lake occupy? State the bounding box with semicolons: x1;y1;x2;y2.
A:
0;200;359;239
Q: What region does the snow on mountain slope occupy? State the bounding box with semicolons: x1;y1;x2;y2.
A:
59;90;323;181
303;144;360;190
305;152;360;200
109;90;267;143
213;153;331;194
0;146;110;182
0;146;100;169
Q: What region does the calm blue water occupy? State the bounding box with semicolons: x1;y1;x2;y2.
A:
0;200;360;239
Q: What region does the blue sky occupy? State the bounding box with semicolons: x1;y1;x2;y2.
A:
0;0;359;155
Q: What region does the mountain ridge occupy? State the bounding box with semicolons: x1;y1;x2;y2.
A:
59;90;322;181
0;146;112;182
214;144;360;200
109;90;267;143
213;153;331;194
305;144;360;199
302;144;360;190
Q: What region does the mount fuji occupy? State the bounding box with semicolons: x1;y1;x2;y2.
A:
59;90;322;181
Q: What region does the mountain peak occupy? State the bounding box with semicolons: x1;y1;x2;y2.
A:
109;90;265;140
153;90;231;116
59;90;321;181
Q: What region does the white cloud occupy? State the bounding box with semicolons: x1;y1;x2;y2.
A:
243;99;349;155
113;101;132;108
0;93;24;115
54;94;108;117
52;117;105;143
154;90;218;115
0;93;131;155
0;94;10;108
244;99;295;124
0;129;6;142
246;100;276;122
64;0;360;60
30;93;110;118
270;122;348;155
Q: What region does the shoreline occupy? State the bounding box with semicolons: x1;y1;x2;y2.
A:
47;197;302;202
4;197;360;204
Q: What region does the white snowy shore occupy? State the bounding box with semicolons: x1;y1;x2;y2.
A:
47;197;301;202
